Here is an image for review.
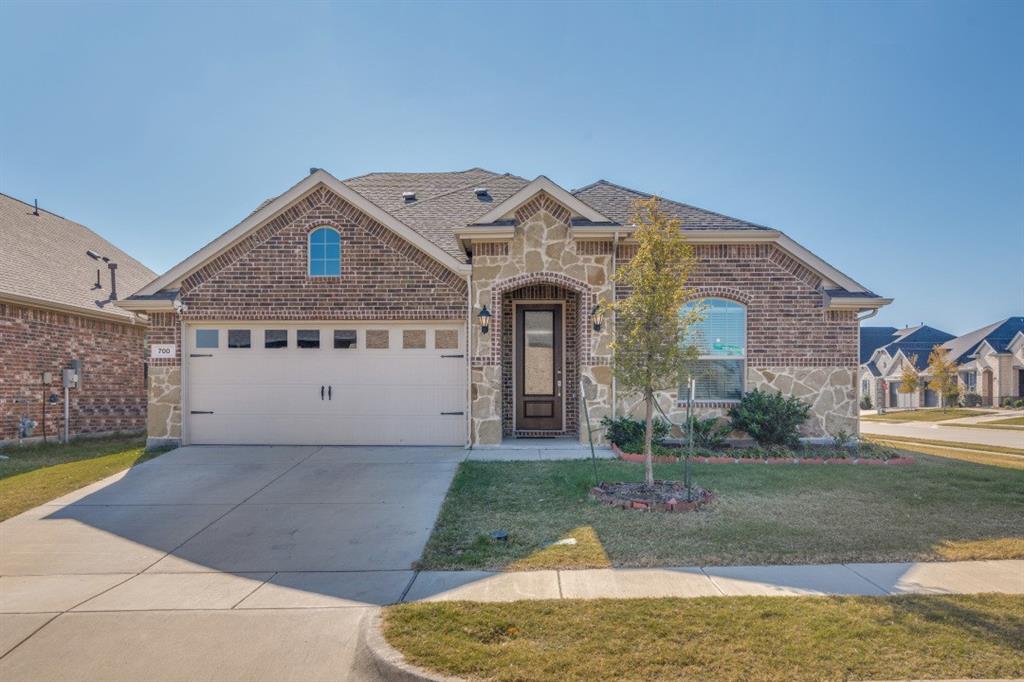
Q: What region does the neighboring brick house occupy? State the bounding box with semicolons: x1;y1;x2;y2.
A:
0;193;155;443
859;325;955;409
120;169;890;449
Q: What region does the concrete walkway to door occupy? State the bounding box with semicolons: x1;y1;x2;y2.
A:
0;444;466;681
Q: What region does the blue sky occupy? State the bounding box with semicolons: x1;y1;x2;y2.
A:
1;1;1020;334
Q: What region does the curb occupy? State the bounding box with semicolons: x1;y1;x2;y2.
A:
355;609;465;682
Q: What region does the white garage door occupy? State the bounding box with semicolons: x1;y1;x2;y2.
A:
185;323;466;446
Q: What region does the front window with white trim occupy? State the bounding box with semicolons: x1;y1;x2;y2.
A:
680;298;746;401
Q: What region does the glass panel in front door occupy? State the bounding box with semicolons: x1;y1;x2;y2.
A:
524;310;554;395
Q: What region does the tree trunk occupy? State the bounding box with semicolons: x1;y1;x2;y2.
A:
643;390;655;486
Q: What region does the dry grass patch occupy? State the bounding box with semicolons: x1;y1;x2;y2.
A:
864;440;1024;470
861;408;994;423
507;526;610;570
418;453;1024;569
0;436;165;520
935;537;1024;560
384;594;1024;682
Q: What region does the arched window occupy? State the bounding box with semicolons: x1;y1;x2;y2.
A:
308;227;341;277
679;298;746;401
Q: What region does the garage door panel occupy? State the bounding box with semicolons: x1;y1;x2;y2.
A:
190;384;465;417
189;414;464;446
186;323;466;446
190;355;462;386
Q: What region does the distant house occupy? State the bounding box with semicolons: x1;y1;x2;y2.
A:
0;194;155;442
859;325;955;409
859;318;1024;409
936;317;1024;406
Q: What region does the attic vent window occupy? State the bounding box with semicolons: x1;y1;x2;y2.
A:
474;187;490;198
402;191;416;202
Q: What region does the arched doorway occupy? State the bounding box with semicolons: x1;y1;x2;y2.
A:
982;368;994;406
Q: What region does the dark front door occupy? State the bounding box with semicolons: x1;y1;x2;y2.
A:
515;304;563;431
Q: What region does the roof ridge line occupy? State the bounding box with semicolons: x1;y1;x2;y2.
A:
0;191;68;220
574;179;773;231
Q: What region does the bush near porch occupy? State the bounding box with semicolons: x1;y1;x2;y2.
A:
417;452;1024;570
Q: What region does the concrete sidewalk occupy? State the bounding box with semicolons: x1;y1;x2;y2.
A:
400;559;1024;602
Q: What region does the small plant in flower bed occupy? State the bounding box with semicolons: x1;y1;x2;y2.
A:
601;415;670;451
728;389;811;448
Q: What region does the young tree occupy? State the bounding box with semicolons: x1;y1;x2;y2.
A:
605;197;700;486
927;345;959;408
898;355;920;401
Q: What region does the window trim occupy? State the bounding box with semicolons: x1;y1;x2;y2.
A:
307;226;341;278
679;297;747;404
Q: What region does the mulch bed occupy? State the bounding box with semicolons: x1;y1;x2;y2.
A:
610;444;915;466
590;480;715;513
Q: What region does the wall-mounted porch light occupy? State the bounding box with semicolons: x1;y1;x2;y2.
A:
591;304;604;333
478;305;492;334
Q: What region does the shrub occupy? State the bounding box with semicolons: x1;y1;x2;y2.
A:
859;395;872;410
601;415;669;449
833;429;853;447
688;416;732;449
1016;399;1024;409
727;389;810;448
963;393;982;407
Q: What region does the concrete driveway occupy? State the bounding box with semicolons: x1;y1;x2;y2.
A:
0;445;464;681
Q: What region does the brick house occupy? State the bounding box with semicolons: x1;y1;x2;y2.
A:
0;194;155;443
119;169;890;449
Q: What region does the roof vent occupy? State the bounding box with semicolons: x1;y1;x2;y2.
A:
474;187;489;197
402;191;416;202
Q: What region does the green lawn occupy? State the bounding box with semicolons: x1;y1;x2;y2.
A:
861;408;993;423
0;436;165;520
384;594;1024;682
418;452;1024;570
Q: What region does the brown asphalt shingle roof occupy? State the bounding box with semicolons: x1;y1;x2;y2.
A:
570;179;771;230
0;193;156;320
338;170;770;261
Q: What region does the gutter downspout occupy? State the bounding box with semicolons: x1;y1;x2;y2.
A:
465;271;473;450
857;308;879;322
610;231;619;420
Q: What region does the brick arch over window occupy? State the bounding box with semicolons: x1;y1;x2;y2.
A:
683;286;753;306
490;272;595;364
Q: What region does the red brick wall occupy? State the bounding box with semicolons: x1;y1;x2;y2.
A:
616;242;858;367
179;186;467;322
0;302;147;441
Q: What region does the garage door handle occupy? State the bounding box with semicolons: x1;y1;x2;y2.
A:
441;354;464;358
441;411;464;416
320;385;324;400
190;353;213;358
328;385;332;400
190;410;214;415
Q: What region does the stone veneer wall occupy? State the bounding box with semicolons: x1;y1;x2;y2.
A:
470;192;615;445
0;301;147;442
